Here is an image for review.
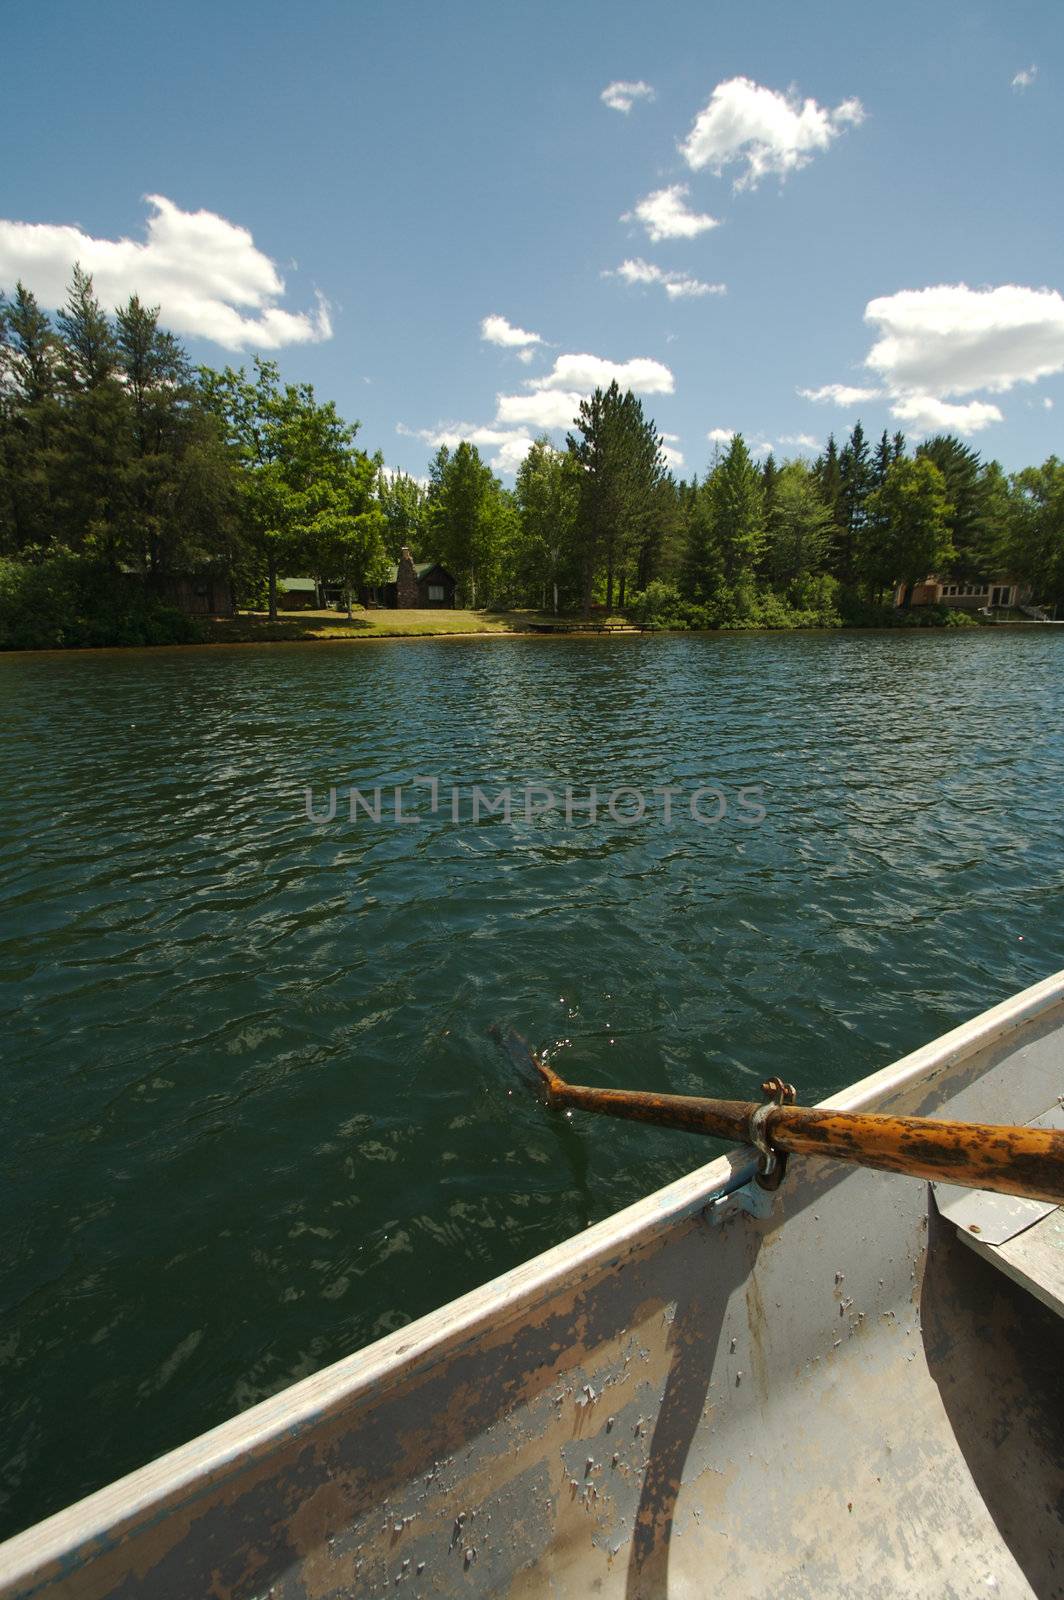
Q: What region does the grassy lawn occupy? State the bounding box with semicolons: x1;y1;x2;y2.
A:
202;607;523;643
201;608;638;644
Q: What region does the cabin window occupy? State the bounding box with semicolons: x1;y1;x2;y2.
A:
428;584;445;601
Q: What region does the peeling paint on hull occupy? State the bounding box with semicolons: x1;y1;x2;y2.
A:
2;973;1063;1599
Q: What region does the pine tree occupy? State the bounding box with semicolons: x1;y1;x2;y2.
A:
836;421;872;589
566;382;666;615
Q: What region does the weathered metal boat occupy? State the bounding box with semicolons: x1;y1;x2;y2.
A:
2;972;1062;1599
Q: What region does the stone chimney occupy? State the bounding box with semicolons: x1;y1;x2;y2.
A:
396;547;419;608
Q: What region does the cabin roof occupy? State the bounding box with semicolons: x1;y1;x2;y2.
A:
384;560;453;583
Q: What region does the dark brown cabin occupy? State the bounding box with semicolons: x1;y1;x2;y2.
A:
363;548;457;609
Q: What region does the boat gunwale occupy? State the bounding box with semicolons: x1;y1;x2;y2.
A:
3;966;1064;1588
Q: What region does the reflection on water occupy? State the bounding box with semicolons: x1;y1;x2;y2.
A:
1;629;1062;1537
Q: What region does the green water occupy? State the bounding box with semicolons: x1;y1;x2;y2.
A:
2;629;1063;1540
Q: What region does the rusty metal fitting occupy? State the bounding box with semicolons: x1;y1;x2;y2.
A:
752;1078;797;1190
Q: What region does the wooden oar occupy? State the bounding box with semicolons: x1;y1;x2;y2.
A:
512;1036;1064;1205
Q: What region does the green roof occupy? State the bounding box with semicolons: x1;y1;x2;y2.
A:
386;560;443;583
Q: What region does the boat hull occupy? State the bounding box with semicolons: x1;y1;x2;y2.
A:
2;974;1063;1598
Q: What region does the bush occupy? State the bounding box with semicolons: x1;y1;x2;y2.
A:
628;580;685;629
0;556;205;650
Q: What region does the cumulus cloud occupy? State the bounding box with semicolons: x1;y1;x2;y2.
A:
799;382;883;405
707;427;735;443
397;420;534;474
864;284;1064;398
0;194;331;350
621;185;720;242
661;441;684;470
1012;65;1037;90
606;258;726;299
887;396;1004;434
800;283;1064;437
495;390;585;431
1044;396;1054;410
679;76;864;190
529;352;675;394
480;314;542;355
413;348;678;465
601;80;655;113
777;432;819;449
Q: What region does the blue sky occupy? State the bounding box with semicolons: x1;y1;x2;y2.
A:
2;0;1062;479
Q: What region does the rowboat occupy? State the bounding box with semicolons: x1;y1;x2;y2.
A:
2;971;1062;1598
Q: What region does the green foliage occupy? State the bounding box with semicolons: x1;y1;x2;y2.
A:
763;461;834;585
513;437;581;611
428;441;512;607
0;555;202;649
566;382;668;613
376;466;428;561
915;435;990;577
864;456;954;598
1006;456;1064;606
628;580;685;628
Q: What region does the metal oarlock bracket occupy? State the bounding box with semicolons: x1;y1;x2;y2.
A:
751;1077;796;1191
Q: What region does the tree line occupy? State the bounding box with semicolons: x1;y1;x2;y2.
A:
2;270;1062;646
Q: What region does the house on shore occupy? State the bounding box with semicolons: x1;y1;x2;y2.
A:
363;548;457;609
277;576;322;609
894;575;1034;613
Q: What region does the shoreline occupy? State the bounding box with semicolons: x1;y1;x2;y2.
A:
1;617;1058;661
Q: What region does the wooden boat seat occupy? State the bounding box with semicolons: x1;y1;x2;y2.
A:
935;1102;1064;1319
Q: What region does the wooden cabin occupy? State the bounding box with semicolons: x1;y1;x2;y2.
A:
363;548;457;609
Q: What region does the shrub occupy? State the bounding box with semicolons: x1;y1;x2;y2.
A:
0;556;205;650
628;580;685;629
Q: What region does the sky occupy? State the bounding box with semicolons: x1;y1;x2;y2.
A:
2;0;1062;481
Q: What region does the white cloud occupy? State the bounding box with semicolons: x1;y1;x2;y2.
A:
661;442;684;470
887;395;1004;434
495;389;585;430
864;283;1064;398
621;185;720;242
480;313;542;352
1044;396;1054;410
1012;65;1037;90
777;432;819;449
529;352;674;394
679;76;865;190
0;194;331;350
489;435;536;473
707;427;735;443
607;258;726;299
803;284;1064;437
601;80;655;114
398;419;534;472
799;382;883;405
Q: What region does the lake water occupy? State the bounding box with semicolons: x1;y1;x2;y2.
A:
2;628;1063;1539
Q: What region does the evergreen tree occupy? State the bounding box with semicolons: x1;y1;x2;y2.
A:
566;382;666;615
0;282;61;553
914;435;989;580
836;421;872;589
764;461;834;587
707;433;765;583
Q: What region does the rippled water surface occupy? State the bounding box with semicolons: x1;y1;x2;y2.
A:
3;629;1064;1538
